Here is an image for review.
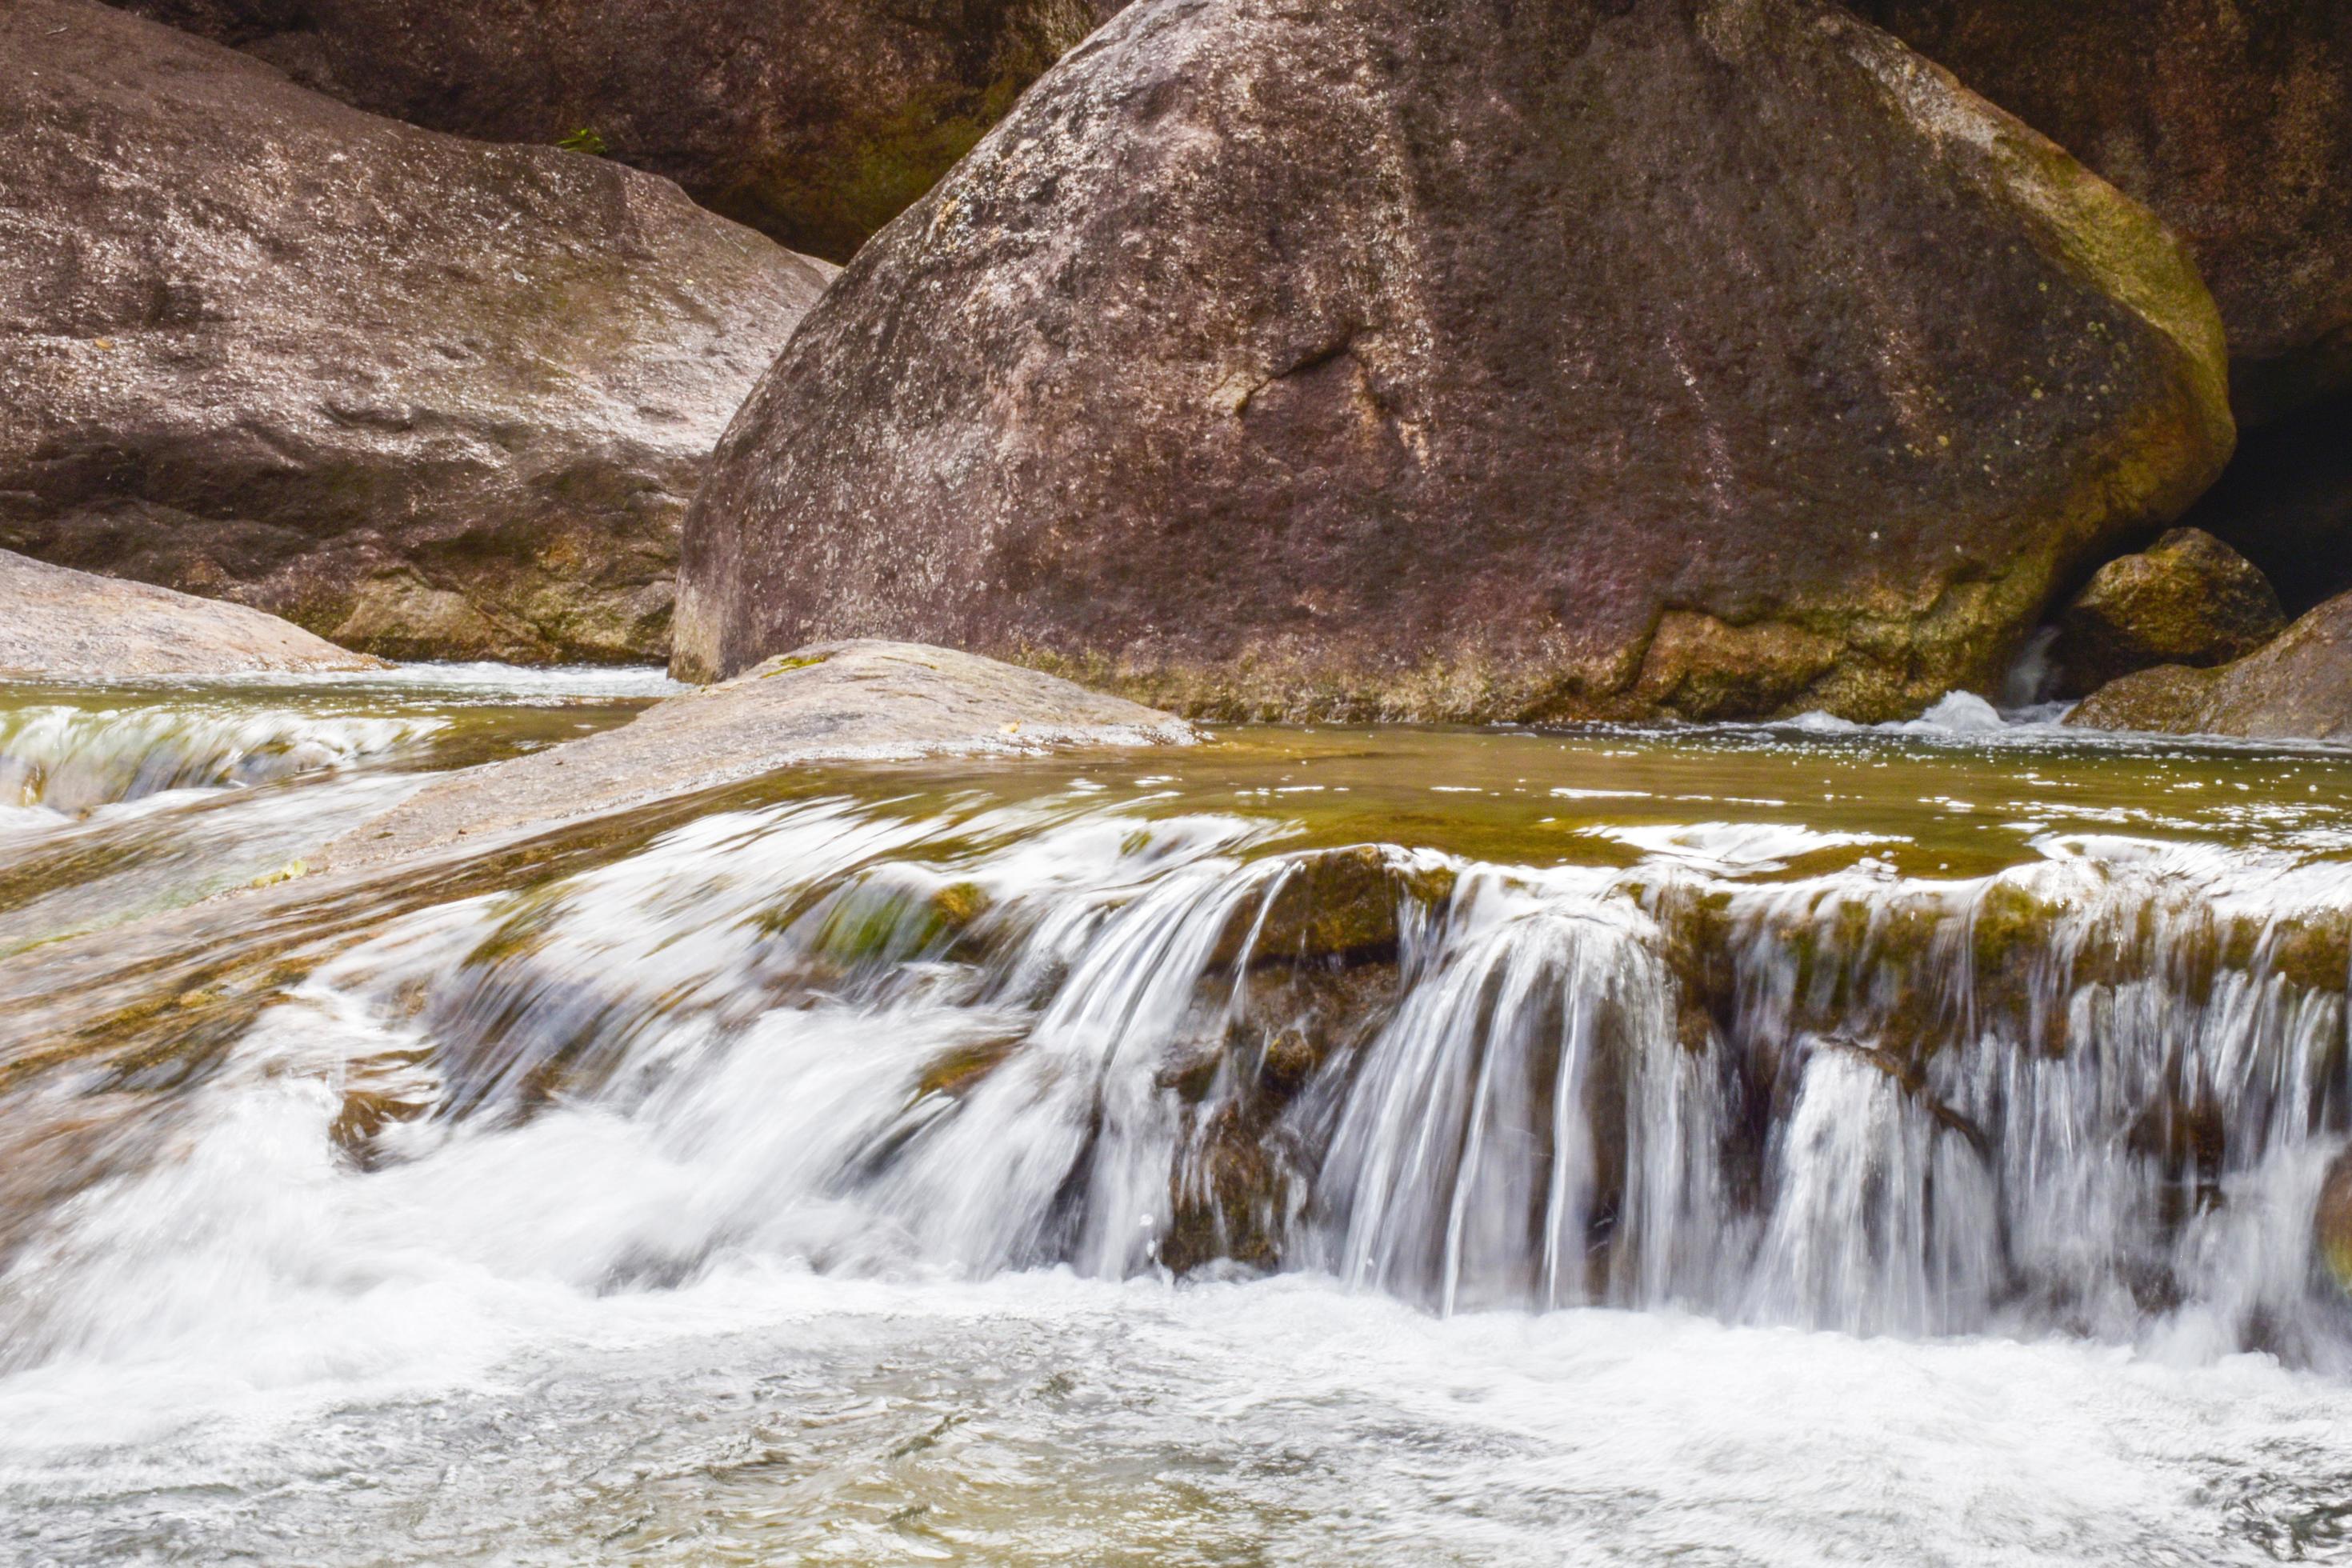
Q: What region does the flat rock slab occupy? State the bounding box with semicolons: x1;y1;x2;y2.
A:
0;549;384;679
322;640;1192;873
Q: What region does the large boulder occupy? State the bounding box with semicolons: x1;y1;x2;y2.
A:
674;0;2232;722
0;548;385;679
2067;589;2352;741
1;0;833;665
2049;528;2284;698
1851;0;2352;426
110;0;1109;264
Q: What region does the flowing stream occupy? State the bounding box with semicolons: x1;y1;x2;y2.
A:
3;678;2351;1564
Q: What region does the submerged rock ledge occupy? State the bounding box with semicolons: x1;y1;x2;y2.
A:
321;639;1194;874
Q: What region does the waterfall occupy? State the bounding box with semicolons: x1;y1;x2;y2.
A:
8;782;2349;1374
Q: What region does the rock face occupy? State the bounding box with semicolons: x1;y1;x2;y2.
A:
2049;529;2284;698
1852;0;2352;425
0;549;386;679
2068;590;2352;740
109;0;1108;264
323;639;1190;873
1;0;833;666
675;0;2233;722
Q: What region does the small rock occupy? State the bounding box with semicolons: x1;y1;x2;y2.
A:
2069;586;2352;740
2052;528;2285;697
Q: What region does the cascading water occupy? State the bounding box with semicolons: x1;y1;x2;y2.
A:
6;709;2352;1563
0;702;442;816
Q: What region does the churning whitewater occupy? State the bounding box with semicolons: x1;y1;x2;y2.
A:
2;684;2351;1563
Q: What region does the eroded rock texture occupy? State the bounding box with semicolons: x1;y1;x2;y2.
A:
2;0;832;664
675;0;2232;722
109;0;1110;262
1853;0;2352;425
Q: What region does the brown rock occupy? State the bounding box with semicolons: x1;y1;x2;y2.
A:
674;0;2232;722
0;0;833;665
1851;0;2352;425
2068;589;2352;740
2050;528;2285;698
1207;846;1456;971
0;548;386;679
109;0;1108;263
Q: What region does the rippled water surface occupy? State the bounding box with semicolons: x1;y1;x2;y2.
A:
5;680;2352;1565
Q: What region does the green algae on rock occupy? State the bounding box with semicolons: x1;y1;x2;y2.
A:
2051;528;2286;698
675;0;2233;722
0;0;833;665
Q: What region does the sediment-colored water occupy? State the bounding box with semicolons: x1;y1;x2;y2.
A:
4;679;2351;1565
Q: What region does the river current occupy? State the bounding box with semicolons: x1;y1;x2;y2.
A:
2;673;2350;1565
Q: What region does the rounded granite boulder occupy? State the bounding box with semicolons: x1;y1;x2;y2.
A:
675;0;2234;722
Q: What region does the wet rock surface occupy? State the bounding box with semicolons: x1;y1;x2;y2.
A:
676;0;2232;722
1854;0;2352;424
0;549;386;680
2050;528;2285;698
322;640;1190;874
1;0;833;665
2069;589;2352;741
108;0;1107;264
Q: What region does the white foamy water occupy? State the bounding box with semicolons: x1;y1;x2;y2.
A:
4;1262;2346;1566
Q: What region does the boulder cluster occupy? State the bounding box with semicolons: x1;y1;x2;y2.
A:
0;0;2344;731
